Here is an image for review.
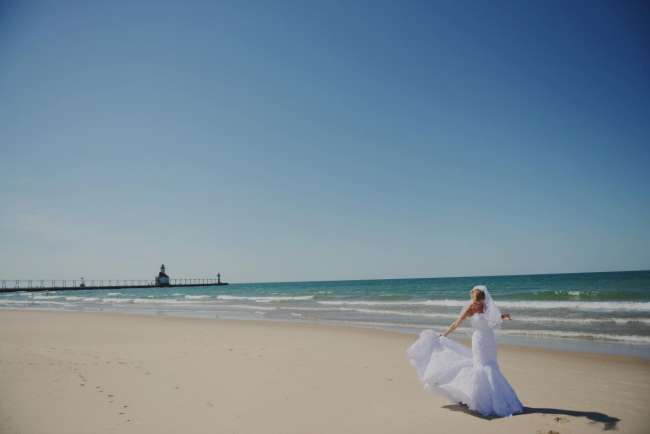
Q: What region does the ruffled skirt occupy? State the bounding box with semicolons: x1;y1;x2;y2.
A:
406;329;523;417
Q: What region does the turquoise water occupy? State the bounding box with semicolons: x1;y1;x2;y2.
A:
2;270;650;357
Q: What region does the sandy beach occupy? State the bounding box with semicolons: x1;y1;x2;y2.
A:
0;310;648;434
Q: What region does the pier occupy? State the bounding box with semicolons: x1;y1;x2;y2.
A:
0;278;228;293
0;265;228;293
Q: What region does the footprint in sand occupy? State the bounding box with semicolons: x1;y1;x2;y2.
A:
554;417;570;424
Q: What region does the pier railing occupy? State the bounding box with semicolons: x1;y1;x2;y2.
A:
0;278;223;291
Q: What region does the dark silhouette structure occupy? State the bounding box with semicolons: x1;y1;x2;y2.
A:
0;266;228;293
155;264;170;287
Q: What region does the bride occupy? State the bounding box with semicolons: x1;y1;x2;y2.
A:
407;285;523;417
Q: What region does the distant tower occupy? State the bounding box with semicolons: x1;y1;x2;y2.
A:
156;264;170;287
217;273;221;284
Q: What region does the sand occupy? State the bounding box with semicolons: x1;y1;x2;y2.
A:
0;310;648;434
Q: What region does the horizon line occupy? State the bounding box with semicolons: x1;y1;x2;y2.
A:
3;268;648;286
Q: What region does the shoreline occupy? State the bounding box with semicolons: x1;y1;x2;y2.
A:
38;308;650;363
2;305;650;360
43;309;650;364
1;309;649;434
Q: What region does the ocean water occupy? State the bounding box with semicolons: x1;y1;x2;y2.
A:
2;270;650;358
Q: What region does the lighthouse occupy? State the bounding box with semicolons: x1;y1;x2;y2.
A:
155;264;170;287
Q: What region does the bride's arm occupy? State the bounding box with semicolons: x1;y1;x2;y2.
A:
442;305;473;337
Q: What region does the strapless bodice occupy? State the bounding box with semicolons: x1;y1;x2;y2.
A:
471;313;491;331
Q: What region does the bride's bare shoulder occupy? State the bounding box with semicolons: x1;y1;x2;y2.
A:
467;301;485;315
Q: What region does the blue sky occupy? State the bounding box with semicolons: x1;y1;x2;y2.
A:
1;0;648;282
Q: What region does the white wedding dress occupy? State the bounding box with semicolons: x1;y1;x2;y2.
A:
407;296;523;417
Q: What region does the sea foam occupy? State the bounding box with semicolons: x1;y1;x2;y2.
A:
217;295;314;303
317;299;650;312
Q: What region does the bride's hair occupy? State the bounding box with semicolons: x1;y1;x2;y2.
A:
471;287;486;302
